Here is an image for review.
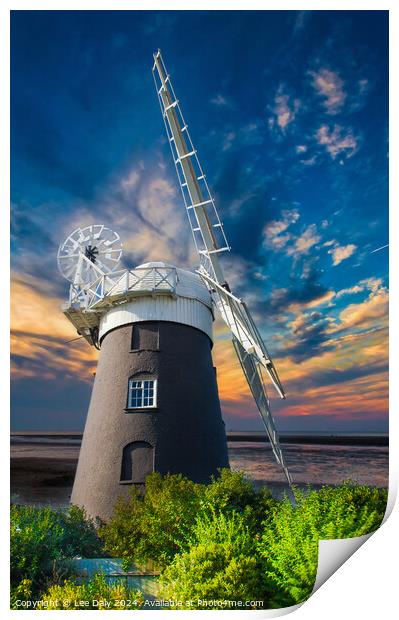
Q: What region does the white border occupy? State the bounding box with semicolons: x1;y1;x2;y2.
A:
2;2;397;619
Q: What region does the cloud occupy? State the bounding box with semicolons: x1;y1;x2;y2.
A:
358;78;369;96
222;131;236;151
120;172;197;266
316;124;358;160
310;68;346;114
328;243;357;265
11;276;98;382
300;155;318;167
218;122;263;154
268;85;300;133
293;10;310;34
64;163;197;269
281;311;335;362
336;277;382;298
268;268;331;314
337;286;389;331
286;223;321;256
11;161;200;386
211;94;230;107
11;204;55;252
120;165;142;194
263;208;300;250
335;284;364;297
213;299;387;429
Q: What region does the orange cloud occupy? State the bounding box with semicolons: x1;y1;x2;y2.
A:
212;307;388;424
337;287;389;330
11;261;388;430
11;275;98;382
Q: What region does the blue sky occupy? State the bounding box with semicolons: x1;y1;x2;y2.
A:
11;10;388;432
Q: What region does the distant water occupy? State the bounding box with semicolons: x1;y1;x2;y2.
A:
11;435;388;490
228;442;388;488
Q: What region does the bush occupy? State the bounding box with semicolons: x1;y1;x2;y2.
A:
203;469;277;530
99;469;272;569
10;504;104;592
10;579;33;610
36;574;144;610
99;472;204;569
159;509;267;609
258;483;388;608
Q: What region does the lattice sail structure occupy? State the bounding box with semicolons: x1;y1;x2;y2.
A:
152;50;293;485
152;52;230;284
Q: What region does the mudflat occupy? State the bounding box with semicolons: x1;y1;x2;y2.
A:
11;457;77;507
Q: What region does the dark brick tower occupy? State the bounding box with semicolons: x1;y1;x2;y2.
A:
71;262;229;521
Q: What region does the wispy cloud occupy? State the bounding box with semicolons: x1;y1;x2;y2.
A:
282;310;335;362
287;223;321;256
11;276;98;382
328;243;357;266
268;85;300;133
293;10;310;35
336;277;382;297
295;144;307;154
210;94;231;107
120;162;144;194
310;68;346;114
337;285;388;331
316;124;358;160
222;131;236;151
263;208;300;250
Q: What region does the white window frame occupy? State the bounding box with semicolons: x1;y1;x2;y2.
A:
127;377;157;409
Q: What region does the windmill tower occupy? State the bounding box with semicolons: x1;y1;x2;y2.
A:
58;51;291;522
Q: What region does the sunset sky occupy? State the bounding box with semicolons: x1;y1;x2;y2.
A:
11;10;388;432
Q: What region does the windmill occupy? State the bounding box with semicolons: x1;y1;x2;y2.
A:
58;51;291;521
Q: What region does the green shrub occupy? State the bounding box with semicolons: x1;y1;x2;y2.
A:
37;574;144;610
203;468;277;530
10;579;33;610
99;469;272;569
258;483;388;608
99;472;204;568
159;509;267;609
10;504;104;592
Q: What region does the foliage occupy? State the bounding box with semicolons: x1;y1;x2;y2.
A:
10;504;104;592
258;482;388;608
10;579;33;610
99;472;204;568
159;509;266;609
99;469;271;569
36;573;144;610
203;468;277;531
10;474;387;611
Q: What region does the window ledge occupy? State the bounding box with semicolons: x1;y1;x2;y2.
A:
130;349;160;353
124;407;158;413
119;480;146;485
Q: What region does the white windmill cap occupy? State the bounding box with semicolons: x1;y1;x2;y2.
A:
98;260;214;344
136;261;174;269
135;260;212;309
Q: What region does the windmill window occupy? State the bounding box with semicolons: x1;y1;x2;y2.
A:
131;323;159;351
127;377;157;409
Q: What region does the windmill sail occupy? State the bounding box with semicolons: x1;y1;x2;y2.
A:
152;51;229;284
198;268;285;399
233;338;292;484
152;50;292;485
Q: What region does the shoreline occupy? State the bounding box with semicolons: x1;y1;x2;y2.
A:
10;432;389;447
